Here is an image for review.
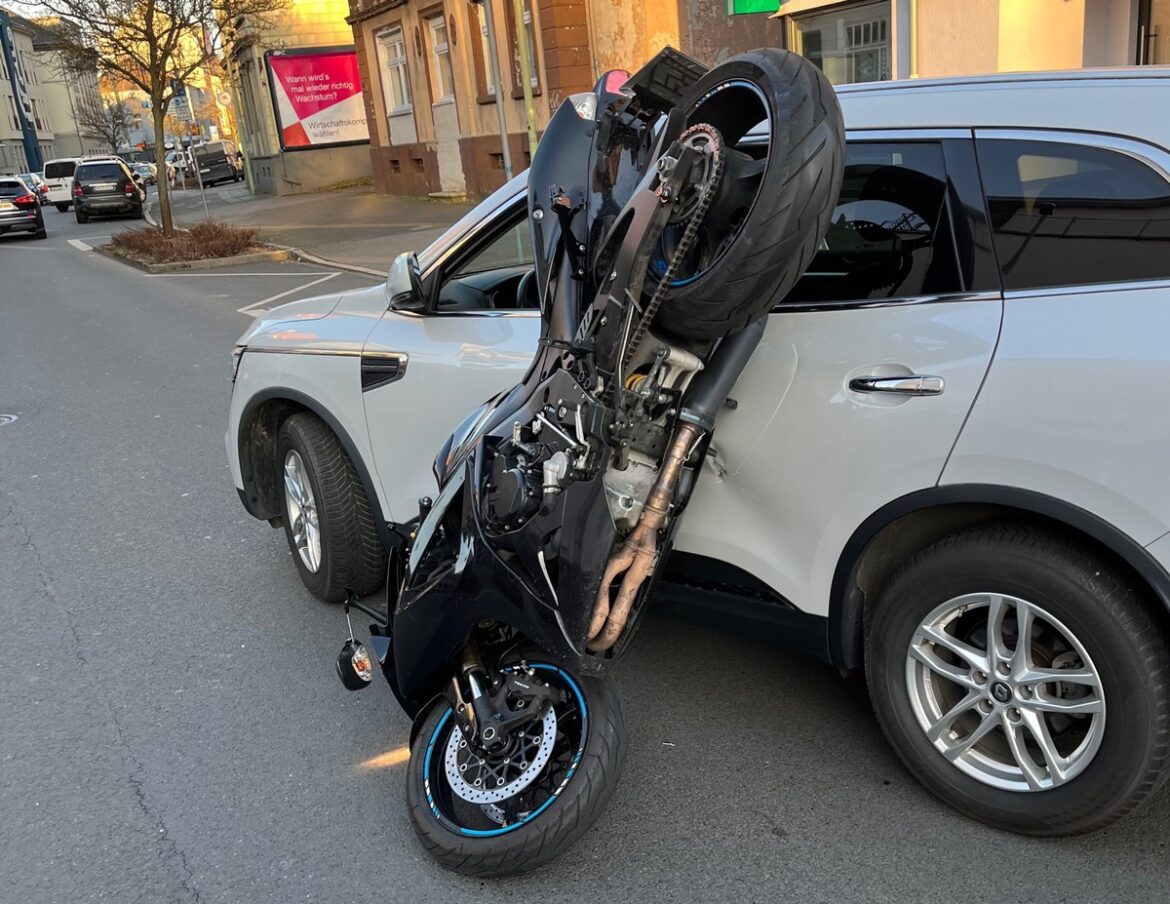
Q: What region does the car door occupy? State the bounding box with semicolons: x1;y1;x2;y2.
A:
675;132;1005;617
361;200;540;521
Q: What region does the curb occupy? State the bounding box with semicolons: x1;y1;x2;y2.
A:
94;244;291;273
272;243;388;279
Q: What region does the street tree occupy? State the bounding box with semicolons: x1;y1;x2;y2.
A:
72;95;132;152
36;0;284;235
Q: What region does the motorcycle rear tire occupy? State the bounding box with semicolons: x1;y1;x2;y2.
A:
406;662;625;876
654;48;845;340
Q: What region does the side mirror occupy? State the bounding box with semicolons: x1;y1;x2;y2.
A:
387;251;427;313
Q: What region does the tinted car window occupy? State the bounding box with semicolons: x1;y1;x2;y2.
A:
978;138;1170;290
0;180;28;196
44;161;76;179
76;163;127;181
783;142;961;304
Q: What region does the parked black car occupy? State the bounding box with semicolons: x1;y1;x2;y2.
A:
0;176;47;240
72;159;146;223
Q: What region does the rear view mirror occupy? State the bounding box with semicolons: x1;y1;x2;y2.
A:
387;252;427;313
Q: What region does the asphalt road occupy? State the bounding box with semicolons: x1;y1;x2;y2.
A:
2;208;1169;904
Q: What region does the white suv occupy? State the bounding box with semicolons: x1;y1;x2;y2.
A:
227;69;1170;835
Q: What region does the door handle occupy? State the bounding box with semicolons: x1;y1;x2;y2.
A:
849;374;945;396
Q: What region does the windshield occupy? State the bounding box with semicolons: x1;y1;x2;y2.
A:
76;163;126;181
44;161;76;179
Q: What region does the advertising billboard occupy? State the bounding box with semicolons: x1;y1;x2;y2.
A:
265;47;370;151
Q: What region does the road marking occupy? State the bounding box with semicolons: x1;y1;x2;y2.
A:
236;271;341;315
162;271;330;277
68;238;91;251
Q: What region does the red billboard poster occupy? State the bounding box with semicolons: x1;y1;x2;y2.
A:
266;48;370;151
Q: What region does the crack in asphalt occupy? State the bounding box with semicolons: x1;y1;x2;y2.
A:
1;492;88;666
110;708;205;904
3;492;203;903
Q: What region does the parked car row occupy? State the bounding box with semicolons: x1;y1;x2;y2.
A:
0;176;47;239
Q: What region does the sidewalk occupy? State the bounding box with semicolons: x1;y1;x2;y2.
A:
164;182;474;275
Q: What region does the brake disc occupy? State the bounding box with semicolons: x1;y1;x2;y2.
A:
443;705;558;804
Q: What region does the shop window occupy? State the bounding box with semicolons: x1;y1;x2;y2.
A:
425;14;456;103
790;0;891;85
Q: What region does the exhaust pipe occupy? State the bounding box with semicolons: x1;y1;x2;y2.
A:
587;318;765;652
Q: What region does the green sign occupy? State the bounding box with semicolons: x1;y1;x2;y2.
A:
728;0;781;13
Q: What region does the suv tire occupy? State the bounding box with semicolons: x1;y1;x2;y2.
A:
275;413;385;603
55;202;69;212
75;209;88;224
867;524;1170;835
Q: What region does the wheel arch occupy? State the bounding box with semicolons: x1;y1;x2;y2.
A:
237;387;392;545
829;485;1170;673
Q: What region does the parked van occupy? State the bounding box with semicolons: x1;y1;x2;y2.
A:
42;158;81;210
191;140;241;186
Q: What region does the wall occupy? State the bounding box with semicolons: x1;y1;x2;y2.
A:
587;0;679;73
915;0;998;77
998;0;1087;71
678;3;784;66
249;142;372;194
230;0;372;195
1083;0;1137;66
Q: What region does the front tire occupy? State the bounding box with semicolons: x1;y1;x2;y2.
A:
274;413;385;602
867;525;1170;835
407;661;625;876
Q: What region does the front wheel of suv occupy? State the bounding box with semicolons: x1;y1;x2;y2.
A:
867;524;1170;835
274;413;385;603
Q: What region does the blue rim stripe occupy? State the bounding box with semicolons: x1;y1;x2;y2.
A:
424;663;589;838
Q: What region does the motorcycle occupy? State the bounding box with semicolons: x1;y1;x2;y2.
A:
337;46;844;875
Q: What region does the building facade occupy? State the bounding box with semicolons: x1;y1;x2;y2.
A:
774;0;1165;84
0;9;55;175
29;20;110;158
348;0;1169;199
226;0;373;196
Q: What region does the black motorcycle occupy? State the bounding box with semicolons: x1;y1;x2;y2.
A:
337;46;844;875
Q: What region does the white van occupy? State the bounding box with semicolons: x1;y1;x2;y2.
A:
42;157;81;210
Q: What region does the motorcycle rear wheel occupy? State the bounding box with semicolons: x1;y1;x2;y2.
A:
653;47;845;340
406;660;625;876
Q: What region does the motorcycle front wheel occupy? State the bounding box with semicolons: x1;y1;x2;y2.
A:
406;660;626;876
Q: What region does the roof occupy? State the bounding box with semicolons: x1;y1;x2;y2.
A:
836;66;1170;96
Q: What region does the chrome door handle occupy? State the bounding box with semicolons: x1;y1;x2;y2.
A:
849;374;945;396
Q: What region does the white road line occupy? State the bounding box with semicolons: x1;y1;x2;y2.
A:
236;271;341;315
68;238;91;251
162;272;328;277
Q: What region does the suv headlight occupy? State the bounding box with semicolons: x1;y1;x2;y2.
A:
231;345;246;383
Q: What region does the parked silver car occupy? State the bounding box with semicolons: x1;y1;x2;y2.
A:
228;69;1170;836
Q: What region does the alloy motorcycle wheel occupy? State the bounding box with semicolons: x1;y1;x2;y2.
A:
407;660;625;876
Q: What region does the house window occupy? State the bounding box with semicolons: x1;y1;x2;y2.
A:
6;95;20;130
790;0;891;85
425;14;456;103
469;1;499;100
376;26;413;114
31;99;43;130
504;0;540;96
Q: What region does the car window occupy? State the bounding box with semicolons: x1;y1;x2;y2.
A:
450;218;534;277
0;180;26;196
977;138;1170;291
76;163;127;181
782;141;961;304
44;161;76;179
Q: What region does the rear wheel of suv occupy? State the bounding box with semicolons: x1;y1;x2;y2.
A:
274;413;385;603
867;524;1170;835
55;202;69;212
75;209;88;224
